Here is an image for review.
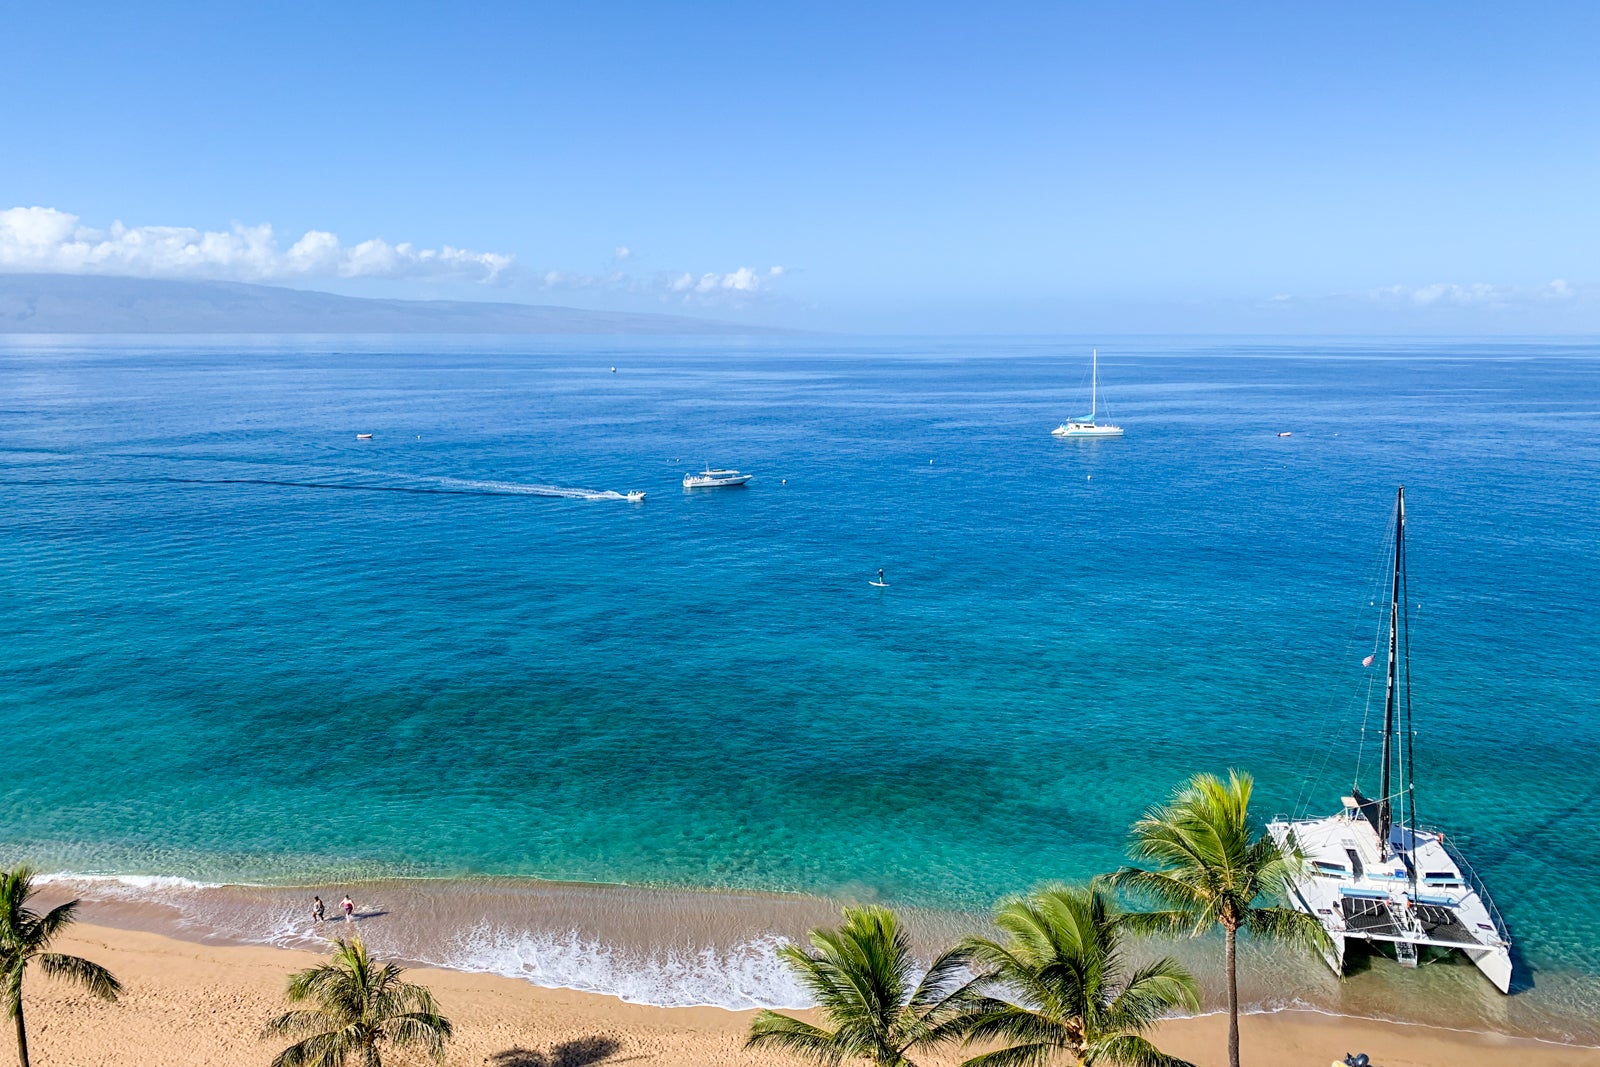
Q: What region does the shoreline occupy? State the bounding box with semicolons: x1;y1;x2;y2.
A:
21;922;1597;1067
25;874;1600;1047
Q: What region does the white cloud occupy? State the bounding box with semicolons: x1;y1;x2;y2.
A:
529;263;789;307
665;266;786;296
613;245;632;260
1368;279;1578;308
0;206;512;283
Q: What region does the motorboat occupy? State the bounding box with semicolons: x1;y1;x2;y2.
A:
356;433;373;440
625;491;647;502
1052;349;1123;438
682;468;753;489
1267;487;1513;993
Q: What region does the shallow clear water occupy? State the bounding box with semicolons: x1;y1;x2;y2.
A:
2;335;1597;1037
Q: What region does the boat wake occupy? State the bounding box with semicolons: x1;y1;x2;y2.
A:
428;477;633;501
161;474;638;501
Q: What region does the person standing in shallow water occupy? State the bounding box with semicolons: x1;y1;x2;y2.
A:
312;896;325;923
341;895;354;922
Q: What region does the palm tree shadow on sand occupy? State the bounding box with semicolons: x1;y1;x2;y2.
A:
489;1036;627;1067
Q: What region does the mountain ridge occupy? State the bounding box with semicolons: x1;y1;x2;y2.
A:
0;274;787;334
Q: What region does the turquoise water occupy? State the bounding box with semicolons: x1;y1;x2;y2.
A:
2;336;1598;1032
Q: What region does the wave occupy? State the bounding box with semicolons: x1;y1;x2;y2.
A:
32;872;227;891
30;873;1600;1043
440;925;809;1010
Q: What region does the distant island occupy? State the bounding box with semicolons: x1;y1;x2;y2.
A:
0;274;784;334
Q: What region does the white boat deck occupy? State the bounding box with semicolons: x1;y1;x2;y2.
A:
682;468;753;488
1268;800;1512;992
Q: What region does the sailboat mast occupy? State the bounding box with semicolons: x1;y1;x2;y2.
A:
1378;486;1404;858
1090;349;1098;419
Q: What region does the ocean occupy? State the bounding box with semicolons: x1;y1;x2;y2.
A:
2;334;1597;1042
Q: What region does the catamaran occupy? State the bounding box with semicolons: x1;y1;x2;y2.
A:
1052;349;1123;438
1267;487;1513;992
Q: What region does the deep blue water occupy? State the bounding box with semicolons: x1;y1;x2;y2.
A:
2;335;1598;1024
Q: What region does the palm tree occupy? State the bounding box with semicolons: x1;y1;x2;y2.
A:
264;937;452;1067
1104;770;1330;1067
746;905;978;1067
0;865;122;1067
950;884;1197;1067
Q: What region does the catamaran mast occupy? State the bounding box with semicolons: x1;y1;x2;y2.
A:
1377;486;1405;858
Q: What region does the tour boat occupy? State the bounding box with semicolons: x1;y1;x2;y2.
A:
1052;349;1123;438
682;468;753;489
1267;487;1513;992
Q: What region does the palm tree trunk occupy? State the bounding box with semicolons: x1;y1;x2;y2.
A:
1225;924;1240;1067
13;999;29;1067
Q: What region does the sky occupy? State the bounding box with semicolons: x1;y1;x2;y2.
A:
3;2;1598;333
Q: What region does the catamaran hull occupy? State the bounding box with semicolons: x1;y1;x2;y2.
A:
1268;815;1513;995
1290;901;1509;993
1466;946;1513;994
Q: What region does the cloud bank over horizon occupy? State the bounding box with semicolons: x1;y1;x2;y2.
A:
0;206;514;285
0;207;789;311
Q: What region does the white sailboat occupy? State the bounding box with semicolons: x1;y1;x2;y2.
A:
1052;349;1123;438
1267;487;1513;992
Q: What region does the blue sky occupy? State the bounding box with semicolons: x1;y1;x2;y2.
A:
3;2;1597;332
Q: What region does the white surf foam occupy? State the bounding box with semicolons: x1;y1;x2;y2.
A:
441;924;812;1010
32;872;227;891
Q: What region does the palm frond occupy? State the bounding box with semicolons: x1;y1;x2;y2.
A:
269;1025;365;1067
956;1040;1057;1067
271;936;451;1067
951;1002;1061;1048
263;1009;337;1039
33;899;81;945
1101;870;1210;930
378;1010;453;1059
941;886;1188;1067
1242;905;1332;957
907;945;974;1011
746;1010;847;1065
1084;1032;1197;1067
1100;957;1198;1032
38;953;121;1000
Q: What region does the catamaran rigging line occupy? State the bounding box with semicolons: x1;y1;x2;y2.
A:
1267;487;1513;993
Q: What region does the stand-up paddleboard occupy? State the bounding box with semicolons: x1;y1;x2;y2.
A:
869;580;888;587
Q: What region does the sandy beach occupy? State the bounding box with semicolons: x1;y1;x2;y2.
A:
14;923;1595;1067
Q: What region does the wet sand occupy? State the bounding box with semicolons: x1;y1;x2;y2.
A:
19;923;1598;1067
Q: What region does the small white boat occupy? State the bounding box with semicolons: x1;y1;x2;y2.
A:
626;491;647;502
1052;349;1123;438
356;433;373;440
682;468;753;489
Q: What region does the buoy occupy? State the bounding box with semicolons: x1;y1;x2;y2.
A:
929;459;934;464
610;367;617;373
1087;474;1092;481
781;478;787;485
